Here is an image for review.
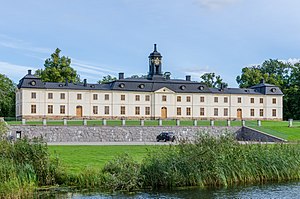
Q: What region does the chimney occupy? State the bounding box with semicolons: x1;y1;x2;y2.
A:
186;75;191;81
83;79;87;87
119;72;124;80
220;83;224;91
65;78;68;86
28;70;32;75
260;79;265;84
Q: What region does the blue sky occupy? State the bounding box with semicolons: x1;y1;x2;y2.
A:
1;0;300;87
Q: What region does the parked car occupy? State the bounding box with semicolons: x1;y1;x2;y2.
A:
156;132;175;142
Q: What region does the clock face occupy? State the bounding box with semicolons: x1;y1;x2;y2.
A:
153;58;160;66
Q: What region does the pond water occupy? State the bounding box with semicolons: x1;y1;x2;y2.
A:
40;182;300;199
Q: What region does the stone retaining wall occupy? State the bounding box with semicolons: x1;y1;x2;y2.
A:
8;126;241;142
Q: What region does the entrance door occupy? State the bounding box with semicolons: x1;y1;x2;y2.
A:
76;106;83;117
161;107;167;119
237;108;242;120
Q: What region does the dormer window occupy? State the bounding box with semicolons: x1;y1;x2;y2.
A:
119;83;125;88
180;85;186;90
30;81;36;86
199;86;204;90
139;84;145;89
271;88;276;93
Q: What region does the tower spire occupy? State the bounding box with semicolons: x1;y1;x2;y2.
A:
154;44;157;52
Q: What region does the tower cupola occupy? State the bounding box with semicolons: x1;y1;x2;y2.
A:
148;44;163;79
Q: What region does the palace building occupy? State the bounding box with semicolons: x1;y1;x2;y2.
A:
16;44;283;120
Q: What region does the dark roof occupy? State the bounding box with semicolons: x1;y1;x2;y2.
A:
250;83;283;95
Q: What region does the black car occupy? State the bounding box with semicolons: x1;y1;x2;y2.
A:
156;132;175;142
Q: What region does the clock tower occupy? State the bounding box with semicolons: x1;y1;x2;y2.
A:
148;44;163;80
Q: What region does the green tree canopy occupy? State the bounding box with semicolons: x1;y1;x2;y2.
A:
0;74;16;117
200;72;228;88
35;48;80;83
98;75;117;84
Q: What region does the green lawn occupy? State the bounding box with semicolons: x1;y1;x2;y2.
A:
48;145;162;174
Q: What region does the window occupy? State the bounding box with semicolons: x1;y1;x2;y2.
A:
93;106;98;114
238;97;241;103
145;107;150;115
135;95;140;101
272;98;276;104
224;108;228;116
200;108;205;116
214;97;218;103
186;96;191;102
200;96;205;102
48;93;53;99
162;95;167;102
60;105;65;114
260;109;264;117
177;96;181;102
93;94;98;100
60;93;65;100
31;105;36;113
260;98;263;104
250;109;254;116
105;94;109;100
120;106;125;115
77;94;82;100
121;95;125;101
145;95;150;101
48;105;53;114
224;97;228;103
31;92;36;99
135;107;140;115
177;107;181;115
272;109;277;117
214;108;218;116
186;107;191;116
250;98;254;103
105;106;110;115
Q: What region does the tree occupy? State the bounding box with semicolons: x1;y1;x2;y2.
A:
98;75;117;84
0;74;16;117
35;48;80;83
200;72;228;88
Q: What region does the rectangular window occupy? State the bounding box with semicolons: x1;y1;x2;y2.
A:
77;93;82;100
135;106;140;115
200;96;205;102
60;93;65;100
120;106;125;115
272;109;277;117
214;108;218;116
162;95;167;102
250;98;254;103
48;105;53;114
177;96;181;102
177;107;181;115
186;107;191;116
145;95;150;101
105;94;109;100
224;108;228;116
272;98;276;104
31;92;36;99
93;94;98;100
31;104;36;114
186;96;191;102
238;97;241;103
105;106;110;115
121;95;125;101
224;97;228;103
145;107;150;115
250;109;254;116
200;108;205;116
60;105;65;114
214;97;218;103
260;98;264;103
93;106;98;114
48;93;53;99
260;109;264;117
135;95;140;101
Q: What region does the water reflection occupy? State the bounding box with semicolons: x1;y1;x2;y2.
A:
39;182;300;199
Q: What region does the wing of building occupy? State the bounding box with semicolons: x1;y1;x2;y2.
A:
16;44;283;120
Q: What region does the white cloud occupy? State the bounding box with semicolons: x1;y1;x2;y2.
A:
194;0;240;10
